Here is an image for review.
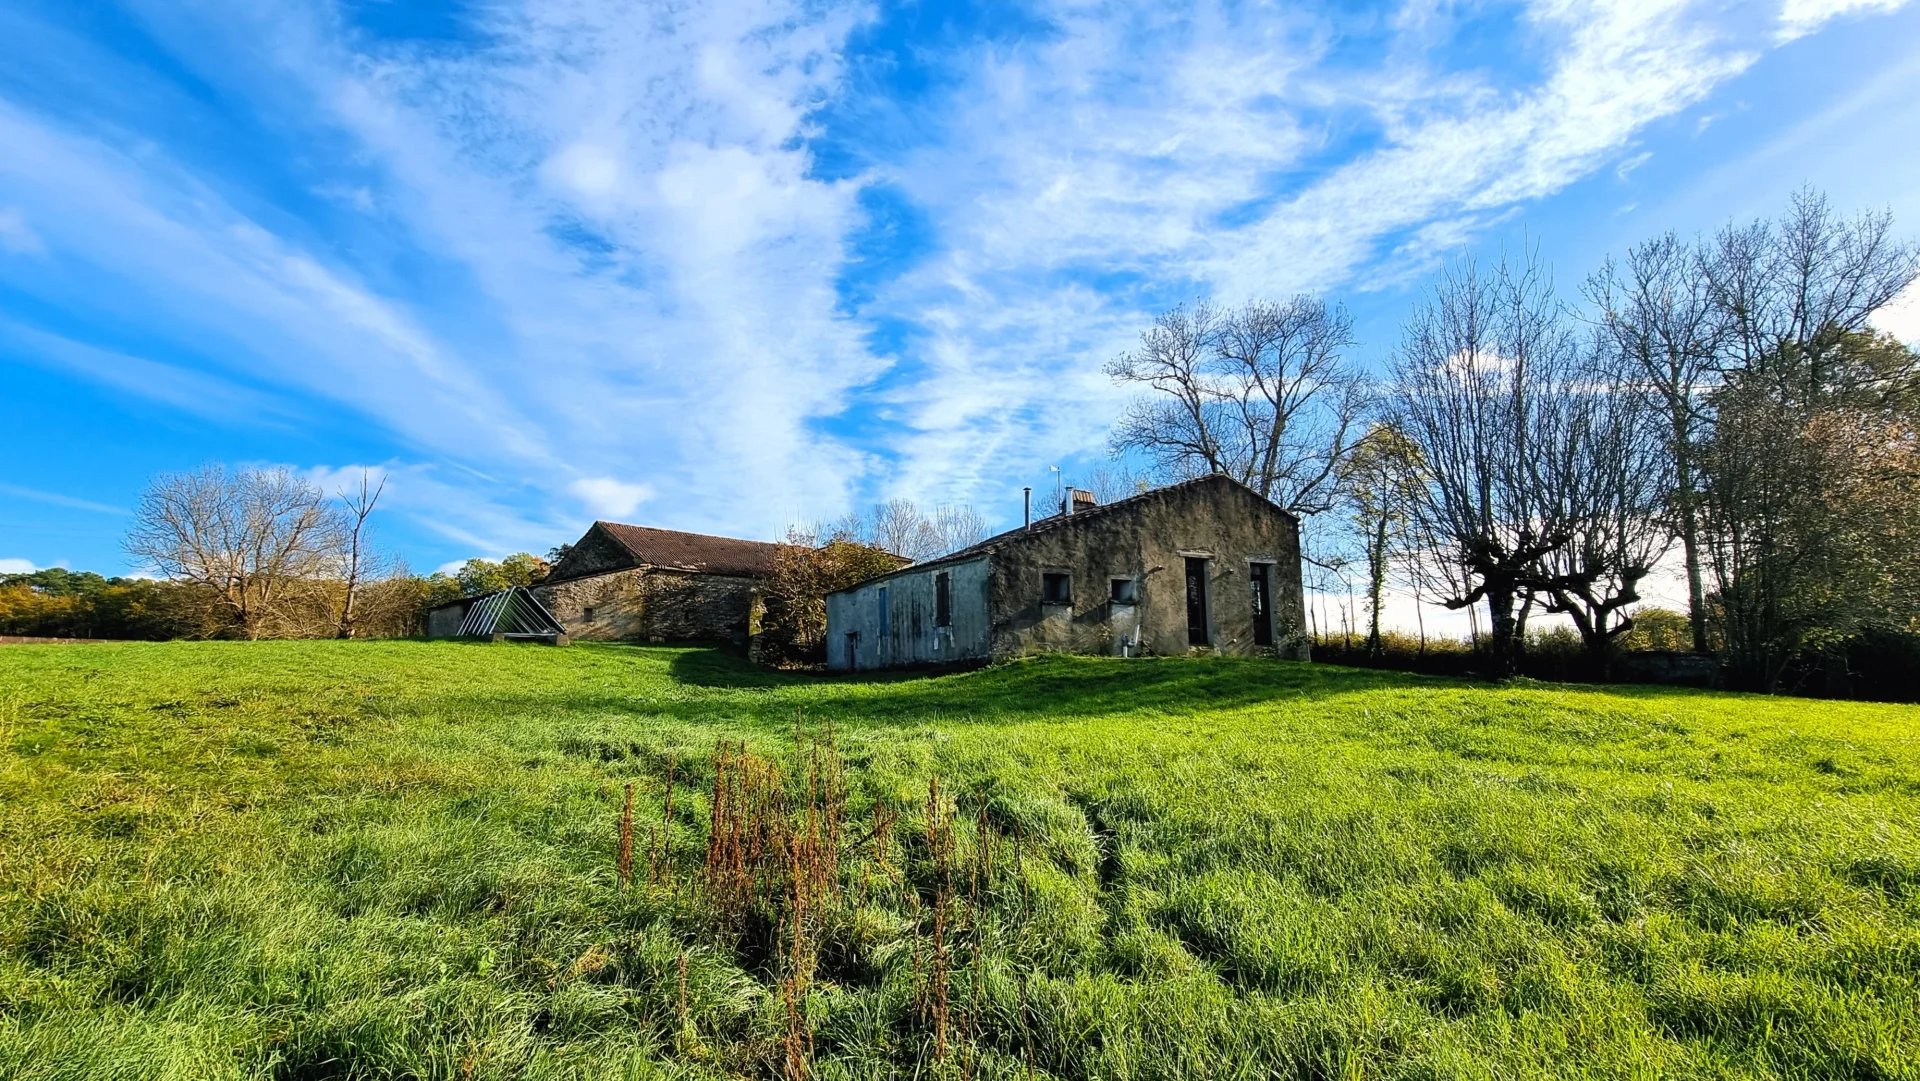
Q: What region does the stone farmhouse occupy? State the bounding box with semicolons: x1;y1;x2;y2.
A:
824;474;1308;671
426;521;783;644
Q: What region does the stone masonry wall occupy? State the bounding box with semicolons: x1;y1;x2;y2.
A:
983;477;1308;661
535;567;651;641
534;568;761;644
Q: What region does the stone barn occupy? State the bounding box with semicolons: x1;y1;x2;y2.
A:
824;474;1308;671
533;521;783;643
419;522;784;644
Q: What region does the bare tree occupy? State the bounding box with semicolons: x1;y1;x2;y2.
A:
1702;188;1919;406
927;503;989;556
1386;253;1577;677
1530;348;1675;675
1079;463;1149;505
1107;296;1369;514
865;499;939;561
856;498;991;562
125;465;341;640
334;470;387;639
1586;233;1722;652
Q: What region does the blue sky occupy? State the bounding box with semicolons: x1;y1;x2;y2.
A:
4;0;1920;581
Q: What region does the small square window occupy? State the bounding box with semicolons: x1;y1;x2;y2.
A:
582;606;597;622
1110;577;1139;605
1041;572;1072;605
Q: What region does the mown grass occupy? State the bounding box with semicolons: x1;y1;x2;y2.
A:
1;641;1917;1080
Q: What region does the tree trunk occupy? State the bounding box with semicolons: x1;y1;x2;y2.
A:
1678;502;1709;654
1365;516;1387;656
1483;583;1520;679
1673;419;1711;655
1587;631;1615;682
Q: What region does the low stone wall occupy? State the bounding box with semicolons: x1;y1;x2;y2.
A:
0;635;108;646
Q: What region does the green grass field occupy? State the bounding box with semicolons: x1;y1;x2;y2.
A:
1;642;1917;1080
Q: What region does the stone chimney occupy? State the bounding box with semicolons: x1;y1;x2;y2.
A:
1063;488;1097;515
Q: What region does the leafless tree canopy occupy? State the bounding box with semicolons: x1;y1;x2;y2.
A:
1106;296;1368;515
334;470;388;639
1386;252;1673;676
1530;351;1673;665
1586;231;1723;652
1702;189;1918;404
823;499;991;563
125;465;343;639
1386;255;1574;674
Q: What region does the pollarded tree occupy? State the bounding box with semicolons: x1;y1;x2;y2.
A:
1107;295;1370;515
1530;344;1674;676
125;464;342;640
1386;252;1578;678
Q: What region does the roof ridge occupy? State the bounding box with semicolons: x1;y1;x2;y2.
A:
595;520;782;547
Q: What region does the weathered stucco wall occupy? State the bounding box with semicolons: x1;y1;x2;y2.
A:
983;479;1307;661
826;557;990;671
534;568;761;644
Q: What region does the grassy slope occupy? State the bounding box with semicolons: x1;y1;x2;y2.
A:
0;642;1916;1081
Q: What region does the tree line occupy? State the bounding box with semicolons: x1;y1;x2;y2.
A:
1105;188;1920;692
3;463;989;648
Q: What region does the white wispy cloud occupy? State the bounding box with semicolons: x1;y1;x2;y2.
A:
1;0;881;549
860;0;1795;509
1776;0;1912;41
0;557;43;574
0;482;128;516
1615;151;1653;180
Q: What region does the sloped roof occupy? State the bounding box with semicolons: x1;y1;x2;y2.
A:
595;521;783;578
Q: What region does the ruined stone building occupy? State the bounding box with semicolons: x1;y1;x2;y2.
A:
426;521;781;644
824;474;1308;671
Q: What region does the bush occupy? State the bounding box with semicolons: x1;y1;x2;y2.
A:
757;535;905;665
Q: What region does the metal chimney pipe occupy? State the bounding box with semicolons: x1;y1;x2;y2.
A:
1023;487;1032;531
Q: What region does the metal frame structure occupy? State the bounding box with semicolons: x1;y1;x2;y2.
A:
456;586;568;641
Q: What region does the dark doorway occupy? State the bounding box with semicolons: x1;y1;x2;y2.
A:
1185;557;1210;645
1251;563;1274;647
